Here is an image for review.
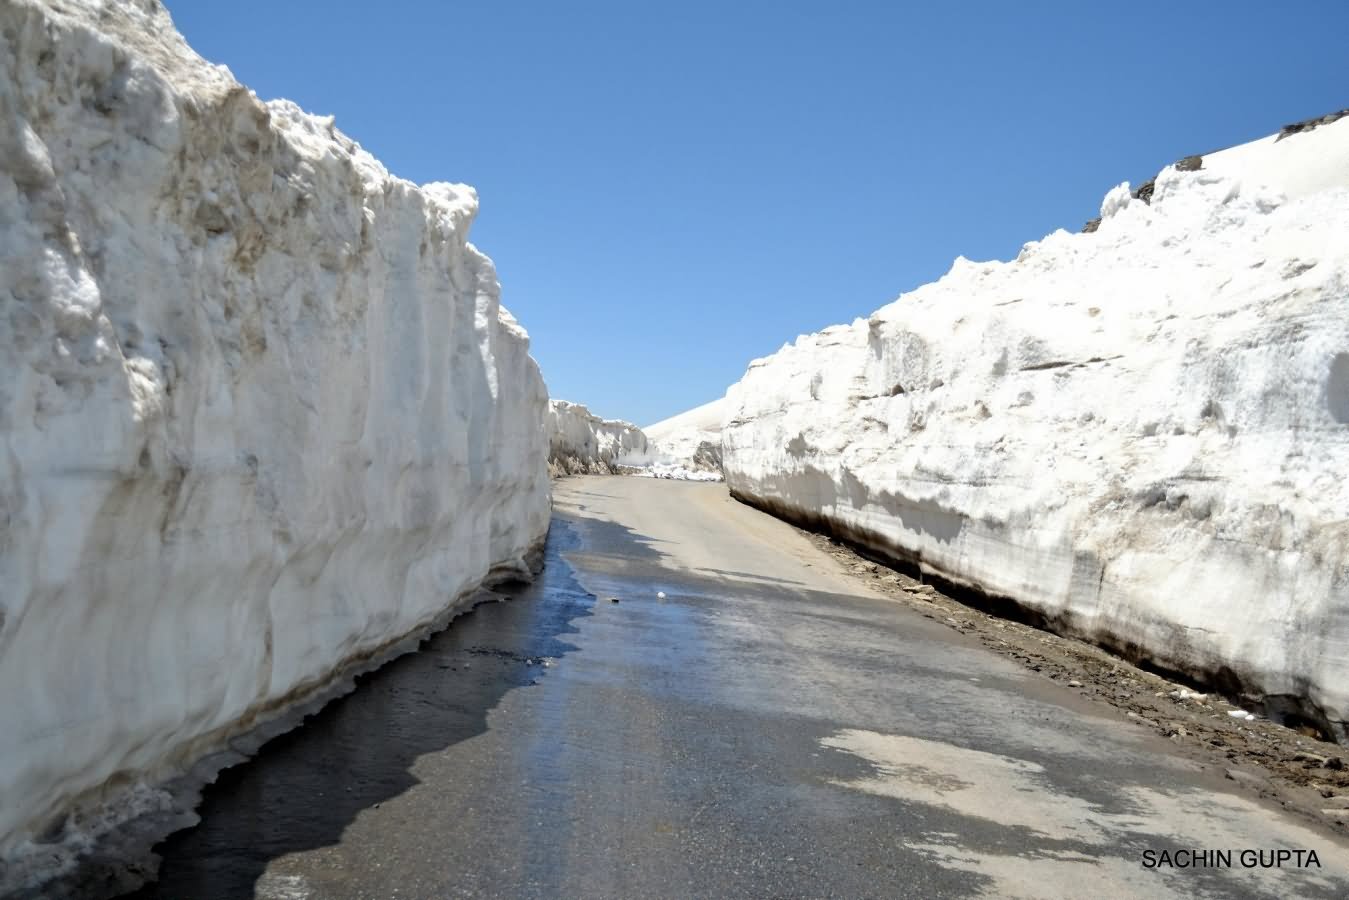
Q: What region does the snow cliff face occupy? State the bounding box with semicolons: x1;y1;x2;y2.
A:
547;399;651;475
646;396;727;475
723;120;1349;740
0;0;549;886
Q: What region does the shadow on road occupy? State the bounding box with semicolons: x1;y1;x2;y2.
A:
120;521;595;900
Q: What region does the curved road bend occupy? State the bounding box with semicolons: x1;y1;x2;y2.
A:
127;476;1349;899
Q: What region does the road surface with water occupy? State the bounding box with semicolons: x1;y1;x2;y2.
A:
126;476;1349;899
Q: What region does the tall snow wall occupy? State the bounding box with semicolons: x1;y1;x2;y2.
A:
0;0;550;889
547;399;651;475
723;120;1349;740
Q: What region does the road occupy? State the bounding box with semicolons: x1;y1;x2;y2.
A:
128;476;1349;899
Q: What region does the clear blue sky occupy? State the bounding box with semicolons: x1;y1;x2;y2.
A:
164;0;1347;426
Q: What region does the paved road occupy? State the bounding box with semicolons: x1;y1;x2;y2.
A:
129;477;1349;899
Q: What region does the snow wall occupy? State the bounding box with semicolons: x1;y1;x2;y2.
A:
0;0;550;890
723;119;1349;741
645;396;726;475
547;399;651;475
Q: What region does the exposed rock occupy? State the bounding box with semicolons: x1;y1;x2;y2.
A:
1277;108;1349;142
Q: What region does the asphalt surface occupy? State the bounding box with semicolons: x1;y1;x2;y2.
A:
126;477;1349;899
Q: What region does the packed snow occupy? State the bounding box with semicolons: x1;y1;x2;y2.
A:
0;0;549;891
547;399;652;475
628;396;727;481
645;396;728;476
546;399;726;481
722;118;1349;740
634;462;725;482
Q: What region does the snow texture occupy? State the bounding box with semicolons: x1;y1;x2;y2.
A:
0;0;550;888
634;461;725;482
645;396;727;475
723;119;1349;740
546;399;651;475
545;398;723;481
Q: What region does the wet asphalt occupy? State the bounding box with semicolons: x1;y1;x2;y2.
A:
123;477;1349;899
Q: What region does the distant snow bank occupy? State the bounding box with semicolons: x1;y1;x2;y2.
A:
644;396;728;478
0;0;549;891
635;462;725;482
547;398;728;481
723;117;1349;740
547;399;652;475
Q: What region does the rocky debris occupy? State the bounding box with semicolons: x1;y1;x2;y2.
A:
549;453;627;477
1277;108;1349;141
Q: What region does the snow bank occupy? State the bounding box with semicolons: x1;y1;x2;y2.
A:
545;399;724;481
635;462;725;482
723;118;1349;740
0;0;549;889
547;399;652;474
645;396;727;475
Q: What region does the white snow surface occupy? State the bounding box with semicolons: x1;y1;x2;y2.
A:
0;0;549;885
646;395;726;454
545;399;725;481
723;118;1349;738
547;399;652;474
644;396;727;475
634;462;725;482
